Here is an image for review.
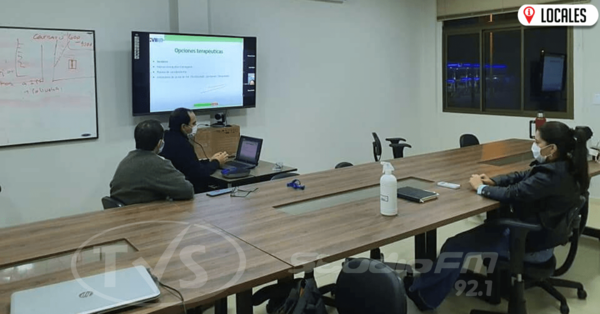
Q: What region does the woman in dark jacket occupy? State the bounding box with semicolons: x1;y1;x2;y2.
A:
406;121;590;311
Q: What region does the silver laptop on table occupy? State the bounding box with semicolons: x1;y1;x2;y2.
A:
11;266;160;314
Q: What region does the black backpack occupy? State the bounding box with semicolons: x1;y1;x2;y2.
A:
253;278;327;314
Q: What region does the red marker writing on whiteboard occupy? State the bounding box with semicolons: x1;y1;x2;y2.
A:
524;6;535;24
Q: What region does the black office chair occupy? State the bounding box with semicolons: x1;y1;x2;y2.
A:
372;132;412;161
460;134;480;147
471;196;588;314
334;258;407;314
101;196;125;210
335;162;354;169
386;137;412;159
270;172;299;181
373;132;383;162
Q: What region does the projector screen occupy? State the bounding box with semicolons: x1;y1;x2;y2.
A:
132;32;256;115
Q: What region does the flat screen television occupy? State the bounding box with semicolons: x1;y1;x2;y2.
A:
132;32;257;115
540;52;565;92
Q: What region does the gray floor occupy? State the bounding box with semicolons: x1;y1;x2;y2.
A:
205;200;600;314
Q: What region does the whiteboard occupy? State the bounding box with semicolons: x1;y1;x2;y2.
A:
0;27;98;148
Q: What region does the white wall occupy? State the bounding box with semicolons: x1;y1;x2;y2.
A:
200;0;424;173
0;0;174;228
0;0;427;228
414;0;600;198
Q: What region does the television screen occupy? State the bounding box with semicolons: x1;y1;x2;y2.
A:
541;53;565;92
132;32;256;115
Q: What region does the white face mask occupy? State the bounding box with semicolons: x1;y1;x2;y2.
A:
531;142;550;163
186;124;198;139
157;140;165;154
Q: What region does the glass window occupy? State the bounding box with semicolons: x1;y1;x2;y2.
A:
442;13;572;119
446;34;480;109
483;30;521;110
524;27;568;112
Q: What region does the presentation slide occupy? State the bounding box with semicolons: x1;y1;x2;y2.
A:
149;34;244;112
239;141;259;160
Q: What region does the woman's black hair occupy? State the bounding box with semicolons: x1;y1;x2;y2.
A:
538;121;589;192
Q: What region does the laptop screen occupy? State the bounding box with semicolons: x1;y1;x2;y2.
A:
236;136;262;164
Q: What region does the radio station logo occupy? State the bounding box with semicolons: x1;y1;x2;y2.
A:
519;4;598;26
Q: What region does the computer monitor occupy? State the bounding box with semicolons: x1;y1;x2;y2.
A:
132;31;257;116
541;53;566;92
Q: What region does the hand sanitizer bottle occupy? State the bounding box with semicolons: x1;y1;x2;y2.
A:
380;162;398;216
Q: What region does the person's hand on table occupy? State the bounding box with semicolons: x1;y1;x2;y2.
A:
469;174;484;191
211;152;229;167
479;174;496;186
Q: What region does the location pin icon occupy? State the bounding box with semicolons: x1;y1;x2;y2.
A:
524;6;535;24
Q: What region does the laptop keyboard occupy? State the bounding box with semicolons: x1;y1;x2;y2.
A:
224;161;251;169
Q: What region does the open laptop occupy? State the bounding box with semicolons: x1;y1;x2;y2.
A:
222;136;263;170
11;266;161;314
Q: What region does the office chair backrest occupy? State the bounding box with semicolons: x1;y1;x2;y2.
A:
552;195;587;245
568;196;587;233
101;196;125;210
372;132;382;162
553;195;587;276
271;172;299;181
459;134;480;148
335;258;407;314
335;162;354;169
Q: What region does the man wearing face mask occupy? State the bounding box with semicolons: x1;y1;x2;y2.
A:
110;120;194;205
161;108;229;193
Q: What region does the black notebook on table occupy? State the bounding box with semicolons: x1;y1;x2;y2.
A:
397;186;439;203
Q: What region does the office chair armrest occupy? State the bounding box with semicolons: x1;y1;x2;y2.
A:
485;218;543;232
385;137;407;144
390;143;412;149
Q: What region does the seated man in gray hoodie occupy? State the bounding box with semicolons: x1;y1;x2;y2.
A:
110;120;194;205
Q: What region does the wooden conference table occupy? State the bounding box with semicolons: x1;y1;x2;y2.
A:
0;202;291;314
185;139;600;270
1;139;599;314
